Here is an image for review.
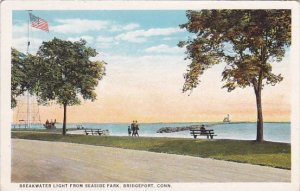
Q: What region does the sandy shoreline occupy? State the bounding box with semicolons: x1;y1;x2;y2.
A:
12;139;290;182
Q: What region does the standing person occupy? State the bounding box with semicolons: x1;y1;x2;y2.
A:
128;126;131;136
135;120;139;137
131;121;135;136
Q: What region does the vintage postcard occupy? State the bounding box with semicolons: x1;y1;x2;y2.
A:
1;1;299;191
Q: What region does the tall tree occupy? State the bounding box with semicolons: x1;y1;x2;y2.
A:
11;48;28;108
179;10;291;142
33;38;106;135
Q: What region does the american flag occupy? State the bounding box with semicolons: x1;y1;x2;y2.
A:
29;13;49;32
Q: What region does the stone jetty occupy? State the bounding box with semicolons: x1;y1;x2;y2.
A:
156;125;200;133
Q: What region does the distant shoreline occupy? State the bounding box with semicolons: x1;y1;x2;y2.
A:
41;121;291;125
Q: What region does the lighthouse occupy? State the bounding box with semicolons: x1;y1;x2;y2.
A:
223;114;231;123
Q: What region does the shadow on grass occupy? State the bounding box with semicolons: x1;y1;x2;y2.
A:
148;139;290;156
147;139;290;169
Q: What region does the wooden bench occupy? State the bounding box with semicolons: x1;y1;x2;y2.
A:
190;129;217;139
84;129;104;136
94;129;104;135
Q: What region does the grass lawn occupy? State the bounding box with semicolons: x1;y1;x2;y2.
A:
12;131;291;169
11;128;77;133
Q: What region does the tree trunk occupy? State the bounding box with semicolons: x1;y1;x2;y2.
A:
62;103;67;136
254;87;263;142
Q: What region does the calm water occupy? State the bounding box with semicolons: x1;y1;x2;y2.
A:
14;122;290;143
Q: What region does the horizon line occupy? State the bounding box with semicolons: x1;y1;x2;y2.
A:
44;121;291;125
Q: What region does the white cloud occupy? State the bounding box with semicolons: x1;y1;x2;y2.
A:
13;23;27;34
115;27;184;43
95;53;187;83
14;20;140;35
52;19;110;34
95;36;118;49
13;23;48;36
109;23;140;32
12;36;44;53
67;35;94;42
145;44;183;54
51;19;140;34
116;35;146;43
122;23;140;31
96;36;114;43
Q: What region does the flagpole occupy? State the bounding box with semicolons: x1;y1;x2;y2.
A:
23;11;48;128
26;10;32;128
27;10;31;54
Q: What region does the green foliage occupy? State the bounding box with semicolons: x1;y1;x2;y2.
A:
33;38;106;106
179;10;291;142
12;132;291;169
18;38;106;135
11;48;28;108
179;10;291;92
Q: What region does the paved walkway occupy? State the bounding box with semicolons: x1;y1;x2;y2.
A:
12;139;290;182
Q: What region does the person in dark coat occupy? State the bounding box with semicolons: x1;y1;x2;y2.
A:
131;121;135;136
200;124;206;133
134;120;139;137
128;126;131;136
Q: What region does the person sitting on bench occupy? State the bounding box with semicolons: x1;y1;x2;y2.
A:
200;125;206;134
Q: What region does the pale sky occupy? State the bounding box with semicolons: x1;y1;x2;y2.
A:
12;10;291;123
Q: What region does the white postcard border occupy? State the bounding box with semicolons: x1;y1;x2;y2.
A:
1;1;299;191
